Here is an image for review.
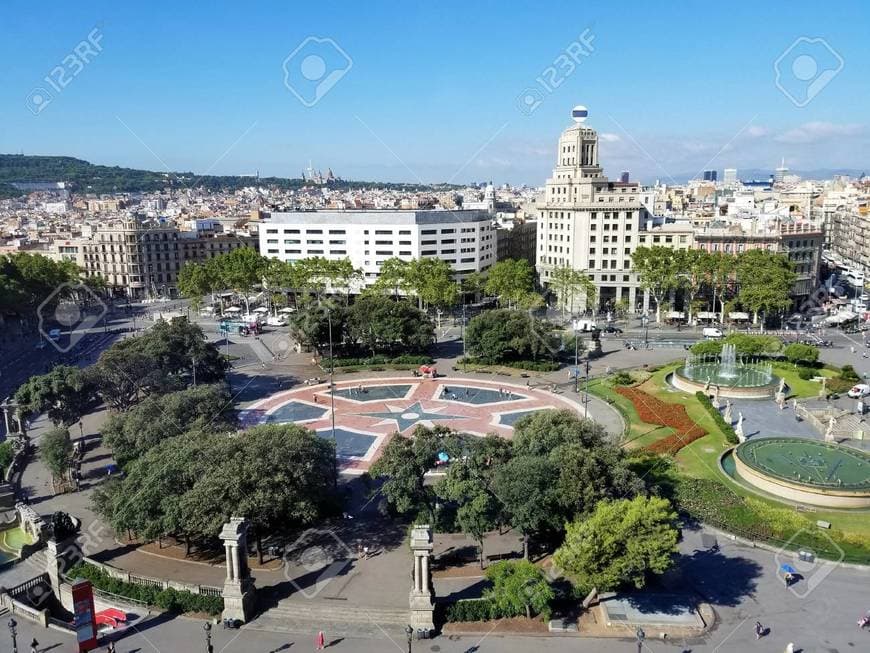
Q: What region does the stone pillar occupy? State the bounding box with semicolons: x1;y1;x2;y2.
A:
220;517;255;624
45;536;81;596
409;525;434;633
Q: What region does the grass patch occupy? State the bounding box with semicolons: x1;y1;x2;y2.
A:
603;360;870;559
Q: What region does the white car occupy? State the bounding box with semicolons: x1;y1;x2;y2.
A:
702;327;723;339
266;316;288;327
847;384;870;398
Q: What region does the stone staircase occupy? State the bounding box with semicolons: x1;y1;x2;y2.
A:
245;600;411;639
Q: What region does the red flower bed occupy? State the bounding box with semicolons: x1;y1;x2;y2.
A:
616;387;707;455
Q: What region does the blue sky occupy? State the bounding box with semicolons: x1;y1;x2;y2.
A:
1;0;868;185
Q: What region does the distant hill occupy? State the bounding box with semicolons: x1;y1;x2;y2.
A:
0;154;460;197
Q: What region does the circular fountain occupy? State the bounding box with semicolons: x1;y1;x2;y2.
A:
725;437;870;508
671;344;781;399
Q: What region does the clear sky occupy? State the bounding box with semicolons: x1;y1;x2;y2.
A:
1;0;868;185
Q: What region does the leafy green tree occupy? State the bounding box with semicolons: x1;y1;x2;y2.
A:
406;258;457;312
102;384;235;467
554;496;678;594
702;251;736;322
549;265;596;320
492;455;562;559
40;427;73;485
460;271;486;299
366;257;411;298
93;424;336;556
483;560;554;619
346;295;434;356
211;246;267;313
485;259;535;309
723;333;782;356
783;342;819;366
465;310;559;363
437;436;512;567
87;318;225;409
736;250;796;325
631;246;682;322
0;252;79;319
176;262;212;311
511;411;643;519
289;299;347;355
690;340;723;356
14;365;93;432
511;410;606;455
676;249;709;324
370;426;461;522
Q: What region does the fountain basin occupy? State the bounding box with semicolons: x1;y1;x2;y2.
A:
672;344;781;399
727;438;870;508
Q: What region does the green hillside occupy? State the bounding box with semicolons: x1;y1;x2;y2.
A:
0;154;458;197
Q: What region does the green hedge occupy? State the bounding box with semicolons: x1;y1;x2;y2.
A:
457;357;560;372
68;563;223;615
0;442;13;471
325;354;433;367
695;391;739;445
445;598;523;622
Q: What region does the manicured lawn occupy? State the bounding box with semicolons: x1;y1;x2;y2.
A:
598;360;870;559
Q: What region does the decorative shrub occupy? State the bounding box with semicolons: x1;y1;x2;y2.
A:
457;357;560;372
67;563;223;615
695;391;739;445
610;371;634;386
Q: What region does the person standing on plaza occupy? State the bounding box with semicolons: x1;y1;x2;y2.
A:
315;630;325;650
754;621;764;639
30;638;39;653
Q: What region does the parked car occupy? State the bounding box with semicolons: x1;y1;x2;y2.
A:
602;324;623;334
266;316;288;327
702;327;723;339
848;384;870;398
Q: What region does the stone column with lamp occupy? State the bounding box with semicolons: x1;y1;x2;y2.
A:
220;517;255;624
409;525;435;633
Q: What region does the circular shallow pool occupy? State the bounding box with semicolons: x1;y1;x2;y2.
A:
727;438;870;508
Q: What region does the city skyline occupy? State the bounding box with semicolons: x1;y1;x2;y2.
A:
3;0;869;185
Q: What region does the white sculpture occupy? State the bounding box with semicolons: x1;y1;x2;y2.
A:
735;412;745;442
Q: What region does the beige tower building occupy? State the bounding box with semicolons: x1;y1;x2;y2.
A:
536;108;692;313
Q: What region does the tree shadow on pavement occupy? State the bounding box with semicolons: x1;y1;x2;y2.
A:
677;548;763;607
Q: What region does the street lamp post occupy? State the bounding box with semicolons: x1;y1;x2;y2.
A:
404;624;413;653
635;626;645;653
8;617;17;653
203;621;212;653
573;328;580;394
327;306;337;488
641;313;649;348
584;356;590;416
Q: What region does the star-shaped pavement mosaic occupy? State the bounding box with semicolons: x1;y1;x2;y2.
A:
355;400;468;432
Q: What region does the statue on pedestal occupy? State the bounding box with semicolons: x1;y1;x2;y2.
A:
824;416;836;442
723;400;733;425
735;412;746;442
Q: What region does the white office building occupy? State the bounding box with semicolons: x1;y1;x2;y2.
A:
259;209;496;289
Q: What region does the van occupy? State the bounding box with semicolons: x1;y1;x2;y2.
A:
572;319;598;332
702;327;723;339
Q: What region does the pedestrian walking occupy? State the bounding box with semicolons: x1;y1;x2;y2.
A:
315;630;325;650
30;638;39;653
363;545;369;560
107;641;116;653
754;621;764;639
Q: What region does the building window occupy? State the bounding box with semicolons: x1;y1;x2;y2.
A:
421;229;436;235
329;229;346;234
307;229;323;234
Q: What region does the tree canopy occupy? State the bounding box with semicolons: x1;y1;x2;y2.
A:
553;496;679;594
14;365;94;428
102;383;236;468
346;295;434;356
92;423;337;557
484;259;535;309
465;309;560;363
